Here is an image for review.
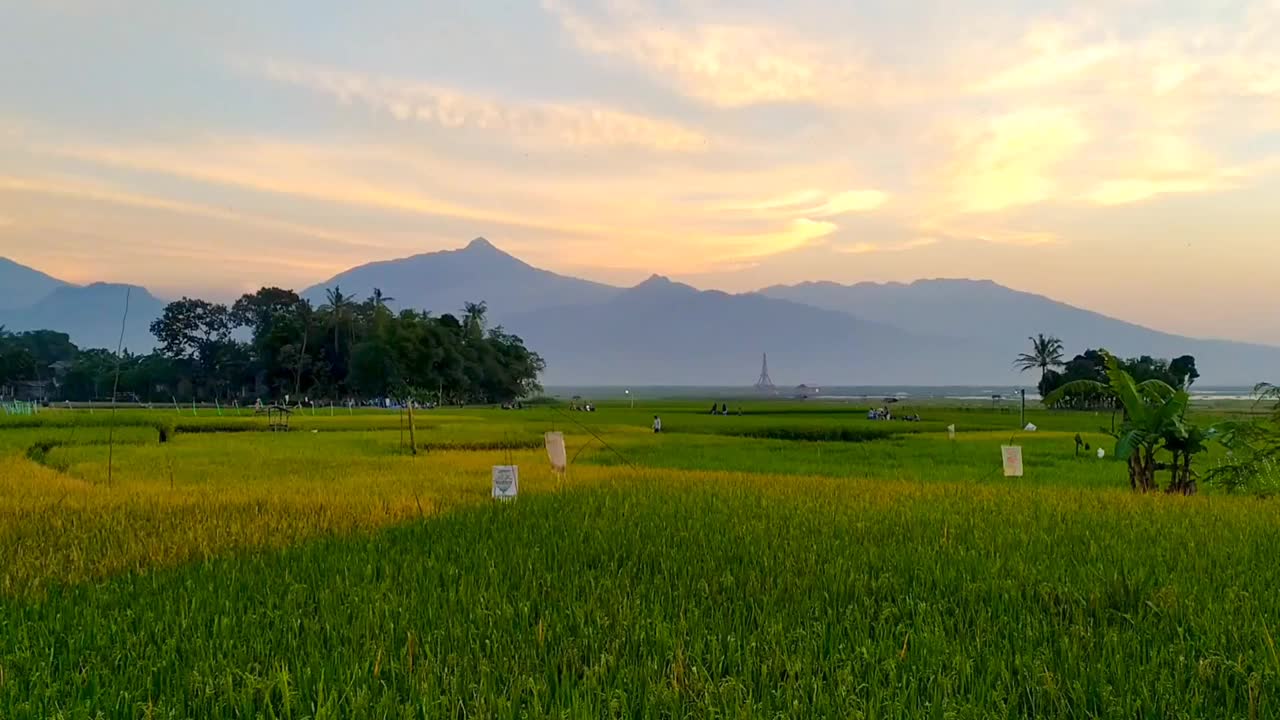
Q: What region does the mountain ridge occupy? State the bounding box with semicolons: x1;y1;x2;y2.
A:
0;281;163;351
301;237;620;320
2;245;1278;385
0;256;74;310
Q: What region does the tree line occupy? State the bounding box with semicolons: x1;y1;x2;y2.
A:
0;287;545;405
1015;334;1199;408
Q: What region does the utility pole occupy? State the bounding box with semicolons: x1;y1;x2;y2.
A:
1020;388;1027;428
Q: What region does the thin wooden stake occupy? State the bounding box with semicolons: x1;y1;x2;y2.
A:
106;287;131;488
407;399;418;456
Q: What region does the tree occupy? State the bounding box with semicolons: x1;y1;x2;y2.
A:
1045;351;1202;493
0;344;37;396
231;287;304;338
462;301;487;341
369;288;394;310
1014;334;1065;387
150;298;232;360
13;285;547;405
1170;355;1200;389
232;288;311;396
61;348;118;400
320;287;354;357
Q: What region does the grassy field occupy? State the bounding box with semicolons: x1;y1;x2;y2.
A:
2;400;1278;718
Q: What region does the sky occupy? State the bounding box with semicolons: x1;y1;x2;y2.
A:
1;0;1279;343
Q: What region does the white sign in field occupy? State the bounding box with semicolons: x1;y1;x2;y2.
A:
1001;445;1024;477
492;465;519;499
544;431;567;472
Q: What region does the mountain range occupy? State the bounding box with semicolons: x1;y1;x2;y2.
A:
0;276;164;352
301;238;618;322
3;238;1277;385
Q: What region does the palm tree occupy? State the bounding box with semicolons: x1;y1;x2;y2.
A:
369;288;395;310
462;301;487;341
321;287;353;357
1014;334;1065;385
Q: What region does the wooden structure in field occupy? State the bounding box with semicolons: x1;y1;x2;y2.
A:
256;404;293;432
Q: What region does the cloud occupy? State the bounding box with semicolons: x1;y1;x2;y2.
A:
541;0;897;107
916;220;1061;248
941;108;1089;214
975;24;1120;93
711;188;889;218
19;131;852;273
255;59;710;152
710;218;838;260
834;238;938;255
0;174;375;249
1084;177;1229;206
1081;134;1250;206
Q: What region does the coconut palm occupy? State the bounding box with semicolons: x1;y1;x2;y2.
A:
1013;334;1066;385
369;288;395;310
462;301;487;341
320;287;353;357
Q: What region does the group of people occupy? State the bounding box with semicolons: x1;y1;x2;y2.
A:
867;407;923;422
708;403;742;416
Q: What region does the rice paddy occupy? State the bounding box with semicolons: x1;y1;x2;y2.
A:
2;401;1278;718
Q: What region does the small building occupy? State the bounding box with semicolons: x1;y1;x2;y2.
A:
13;380;52;403
794;384;822;399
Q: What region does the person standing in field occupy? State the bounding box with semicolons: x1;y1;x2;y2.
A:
653;415;662;433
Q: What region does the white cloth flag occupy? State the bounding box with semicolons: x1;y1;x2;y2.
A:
545;431;567;472
492;465;519;499
1001;446;1024;477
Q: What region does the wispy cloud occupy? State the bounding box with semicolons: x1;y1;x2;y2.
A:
254;59;710;152
975;24;1120;93
5;0;1280;340
725;218;838;259
940;108;1089;214
18;132;852;272
711;189;889;218
916;220;1062;248
0;174;377;249
1080;134;1248;206
834;238;938;255
541;0;900;108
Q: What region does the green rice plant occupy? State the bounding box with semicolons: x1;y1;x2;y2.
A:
3;477;1279;717
0;400;1276;717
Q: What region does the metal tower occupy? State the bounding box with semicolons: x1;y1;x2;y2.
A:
754;353;776;392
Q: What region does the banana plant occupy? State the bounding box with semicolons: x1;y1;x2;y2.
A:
1205;383;1280;495
1044;351;1195;492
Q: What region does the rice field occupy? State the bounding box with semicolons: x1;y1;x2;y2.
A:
2;401;1278;718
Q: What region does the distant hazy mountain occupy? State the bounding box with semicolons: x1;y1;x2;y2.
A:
4;245;1277;385
0;257;71;310
0;283;163;351
503;275;992;386
303;238;619;321
759;279;1280;385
